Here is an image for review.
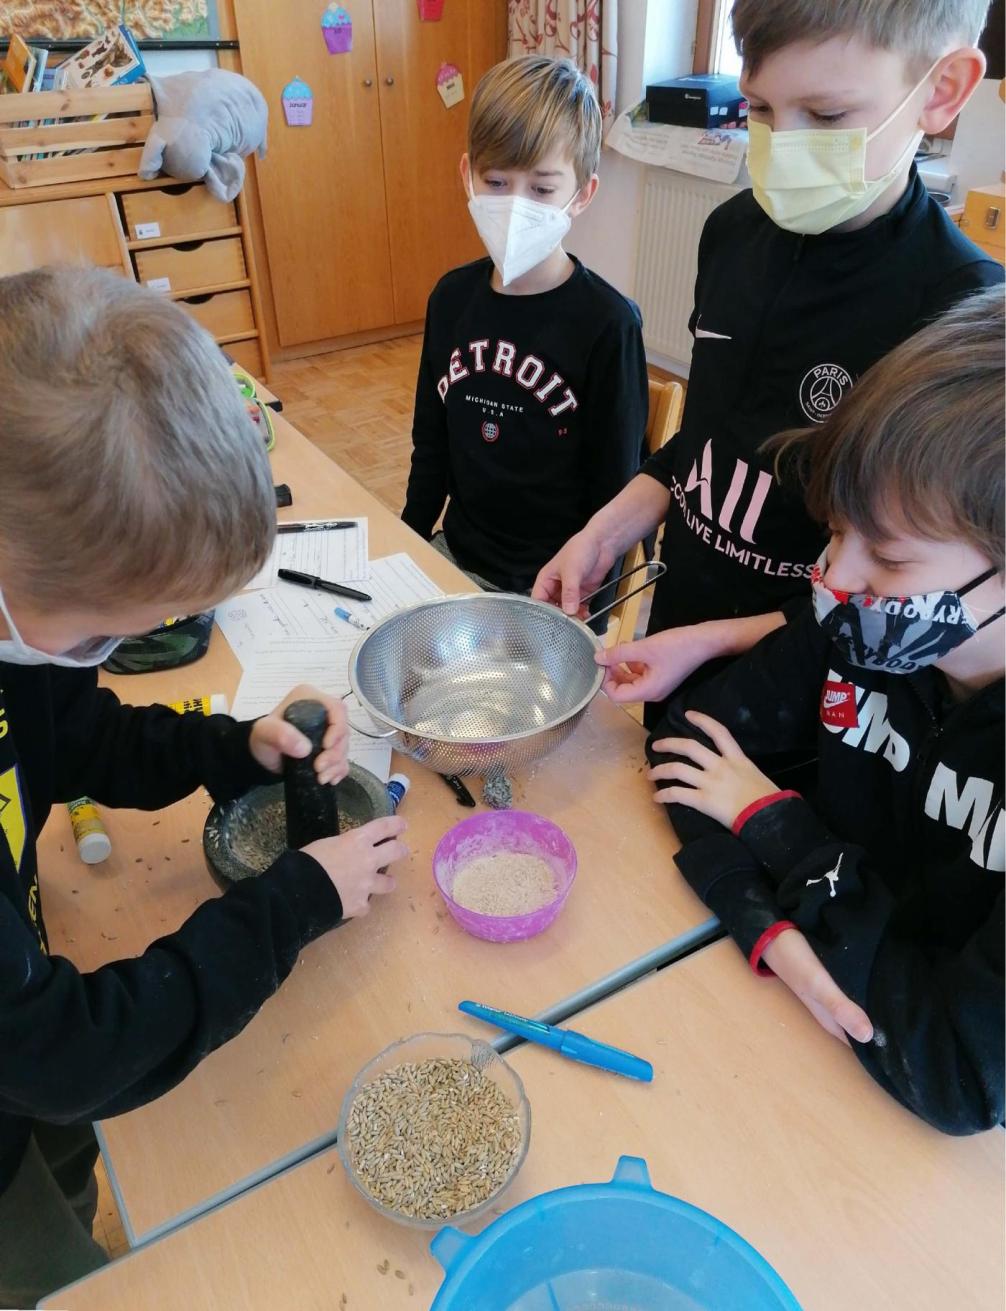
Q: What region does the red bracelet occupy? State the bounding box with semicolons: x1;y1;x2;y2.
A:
731;789;801;837
748;920;798;976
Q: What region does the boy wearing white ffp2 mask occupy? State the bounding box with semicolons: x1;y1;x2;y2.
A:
402;56;647;608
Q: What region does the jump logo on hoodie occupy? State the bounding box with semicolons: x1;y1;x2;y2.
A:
823;672;1004;871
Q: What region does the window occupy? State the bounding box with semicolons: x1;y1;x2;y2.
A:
693;0;741;76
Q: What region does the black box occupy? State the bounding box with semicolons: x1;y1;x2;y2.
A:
645;74;748;130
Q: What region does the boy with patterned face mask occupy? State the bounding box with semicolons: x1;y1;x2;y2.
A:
535;0;1003;720
402;56;647;605
646;288;1004;1134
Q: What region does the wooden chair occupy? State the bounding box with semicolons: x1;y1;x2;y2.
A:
604;376;684;649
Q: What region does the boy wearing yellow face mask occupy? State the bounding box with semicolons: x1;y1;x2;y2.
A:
535;0;1003;721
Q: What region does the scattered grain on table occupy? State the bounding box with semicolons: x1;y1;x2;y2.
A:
451;852;555;917
345;1057;522;1221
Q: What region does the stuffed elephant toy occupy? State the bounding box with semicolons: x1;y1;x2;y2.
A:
139;69;268;203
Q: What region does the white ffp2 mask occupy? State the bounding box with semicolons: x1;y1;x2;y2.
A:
467;179;576;286
0;588;121;668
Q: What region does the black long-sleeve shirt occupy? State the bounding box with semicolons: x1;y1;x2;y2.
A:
648;607;1004;1136
402;256;648;593
641;169;1005;636
0;663;345;1194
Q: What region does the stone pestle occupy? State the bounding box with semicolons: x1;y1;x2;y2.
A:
283;699;339;848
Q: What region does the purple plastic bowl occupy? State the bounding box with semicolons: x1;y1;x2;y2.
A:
432;810;577;943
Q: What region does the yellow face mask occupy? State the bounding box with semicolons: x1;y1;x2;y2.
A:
747;63;938;235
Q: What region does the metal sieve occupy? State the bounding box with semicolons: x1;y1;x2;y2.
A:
347;563;664;777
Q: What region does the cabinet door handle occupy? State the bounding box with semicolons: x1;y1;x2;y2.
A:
362;78;373;88
384;76;395;86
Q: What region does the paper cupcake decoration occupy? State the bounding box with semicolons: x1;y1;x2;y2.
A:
418;0;445;18
436;61;464;109
322;4;353;54
282;77;314;126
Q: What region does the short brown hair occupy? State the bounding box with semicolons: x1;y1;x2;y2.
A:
469;56;602;189
770;287;1005;571
732;0;991;76
0;266;275;609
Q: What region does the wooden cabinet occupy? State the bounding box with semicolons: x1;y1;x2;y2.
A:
0;194;129;277
234;0;505;351
960;182;1006;265
0;174;272;380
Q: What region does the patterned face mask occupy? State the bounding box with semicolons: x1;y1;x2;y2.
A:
811;551;1005;674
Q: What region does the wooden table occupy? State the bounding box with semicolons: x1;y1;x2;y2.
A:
43;942;1004;1311
37;413;715;1244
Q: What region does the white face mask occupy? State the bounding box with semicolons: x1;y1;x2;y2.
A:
466;177;577;286
747;62;938;235
0;588;121;668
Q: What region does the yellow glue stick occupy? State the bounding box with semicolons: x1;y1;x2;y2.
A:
67;798;111;865
168;694;229;716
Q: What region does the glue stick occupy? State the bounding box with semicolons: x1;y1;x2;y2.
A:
67;798;112;865
386;774;411;812
168;694;229;716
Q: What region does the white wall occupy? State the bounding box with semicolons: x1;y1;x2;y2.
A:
949;78;1006;202
565;0;698;300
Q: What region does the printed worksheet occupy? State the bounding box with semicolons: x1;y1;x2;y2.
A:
229;639;393;781
216;553;444;669
243;518;370;590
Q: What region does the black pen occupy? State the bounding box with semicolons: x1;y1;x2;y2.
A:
442;773;477;807
278;568;373;602
276;520;357;534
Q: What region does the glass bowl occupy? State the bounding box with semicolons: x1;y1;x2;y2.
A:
336;1032;532;1230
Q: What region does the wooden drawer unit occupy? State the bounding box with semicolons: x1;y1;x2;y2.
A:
134;236;246;294
121;184;237;242
0;193;128;276
224;336;265;378
960;183;1005;264
177;288;255;337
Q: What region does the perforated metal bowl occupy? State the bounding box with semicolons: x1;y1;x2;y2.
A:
347;593;604;777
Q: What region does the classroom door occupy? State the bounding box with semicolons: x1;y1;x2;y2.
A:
374;0;506;324
233;0;395;346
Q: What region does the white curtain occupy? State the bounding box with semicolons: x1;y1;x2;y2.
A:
508;0;618;126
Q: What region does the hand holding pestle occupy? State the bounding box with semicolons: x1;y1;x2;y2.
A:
283;699;340;848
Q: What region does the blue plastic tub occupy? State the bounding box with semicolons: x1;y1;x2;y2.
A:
430;1156;801;1310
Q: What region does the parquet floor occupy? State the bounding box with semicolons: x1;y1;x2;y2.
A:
270;335;422;515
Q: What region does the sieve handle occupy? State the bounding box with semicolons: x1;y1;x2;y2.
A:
340;690;398;740
580;559;667;624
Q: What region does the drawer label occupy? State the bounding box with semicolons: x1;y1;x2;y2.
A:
146;277;171;292
135;221;161;239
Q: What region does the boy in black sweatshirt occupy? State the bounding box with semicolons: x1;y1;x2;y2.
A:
535;0;1003;718
402;56;647;599
0;268;407;1306
647;289;1003;1135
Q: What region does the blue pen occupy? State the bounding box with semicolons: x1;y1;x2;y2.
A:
334;606;368;632
458;1000;653;1083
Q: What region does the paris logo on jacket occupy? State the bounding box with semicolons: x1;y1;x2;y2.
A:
799;363;853;423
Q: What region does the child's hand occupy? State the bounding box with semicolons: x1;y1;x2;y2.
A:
597;629;721;703
649;710;777;828
532;530;615;618
761;927;874;1045
249;684;349;784
303;816;408;918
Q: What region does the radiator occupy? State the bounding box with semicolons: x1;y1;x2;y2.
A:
634;171;741;371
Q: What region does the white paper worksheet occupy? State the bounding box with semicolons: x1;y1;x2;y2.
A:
242;518;370;590
216;553;443;669
222;553;446;782
229;638;394;780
